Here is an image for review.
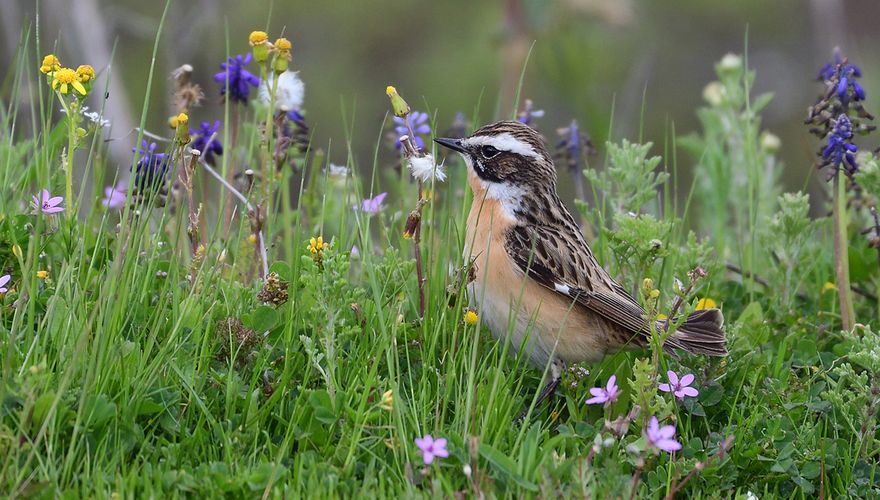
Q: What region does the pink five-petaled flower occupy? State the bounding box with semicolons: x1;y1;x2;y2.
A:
585;375;620;405
101;182;127;209
645;416;682;453
0;274;10;294
355;192;387;215
31;189;64;214
658;370;699;400
414;434;449;465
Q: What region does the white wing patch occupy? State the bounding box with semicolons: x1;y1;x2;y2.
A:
463;133;542;160
554;282;571;294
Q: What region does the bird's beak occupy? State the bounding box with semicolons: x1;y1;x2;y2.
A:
433;137;466;154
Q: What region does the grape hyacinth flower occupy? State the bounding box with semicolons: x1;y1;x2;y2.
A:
645;416;682;453
658;370;699;400
822;114;859;179
214;53;261;104
190;120;224;165
355;192;387;215
132;140;170;192
414;434;449;465
516;99;544;127
31;189;64;214
101;182;127;209
818;49;866;104
585;375;620;405
0;275;10;294
393;111;431;150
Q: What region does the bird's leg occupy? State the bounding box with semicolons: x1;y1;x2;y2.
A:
515;359;565;425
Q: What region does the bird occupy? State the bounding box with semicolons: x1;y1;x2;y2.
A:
434;120;727;419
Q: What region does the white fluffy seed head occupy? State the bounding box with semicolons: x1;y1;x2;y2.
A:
408;154;445;183
259;71;304;111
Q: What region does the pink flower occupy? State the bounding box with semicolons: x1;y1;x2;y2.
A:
645;416;682;453
101;182;127;209
0;274;10;294
658;370;699;400
31;189;64;214
585;375;620;405
355;192;387;215
414;434;449;465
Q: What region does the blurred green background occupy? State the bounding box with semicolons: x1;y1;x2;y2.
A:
2;0;878;206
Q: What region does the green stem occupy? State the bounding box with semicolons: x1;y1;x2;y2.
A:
833;172;855;329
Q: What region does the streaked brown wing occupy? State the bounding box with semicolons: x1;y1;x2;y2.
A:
504;224;651;337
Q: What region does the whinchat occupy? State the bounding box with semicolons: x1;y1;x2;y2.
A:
435;121;726;414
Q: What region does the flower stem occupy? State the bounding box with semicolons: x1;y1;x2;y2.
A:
833;171;856;330
414;181;426;318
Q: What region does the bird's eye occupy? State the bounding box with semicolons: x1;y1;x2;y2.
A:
481;145;500;159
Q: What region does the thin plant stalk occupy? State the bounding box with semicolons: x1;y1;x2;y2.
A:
833;171;855;329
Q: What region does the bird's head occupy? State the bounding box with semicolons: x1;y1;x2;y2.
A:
435;120;558;216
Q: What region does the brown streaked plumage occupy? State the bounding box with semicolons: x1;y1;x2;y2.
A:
435;120;726;419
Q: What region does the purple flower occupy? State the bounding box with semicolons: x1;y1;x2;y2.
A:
214;53;261;104
585;375;620;405
822;114;859;178
658;370;699;400
645;416;681;453
31;189;64;214
190;120;223;165
0;275;10;294
132;140;169;192
393;111;431;150
516;99;544;127
101;182;127;209
414;434;449;465
355;192;387;215
819;50;865;103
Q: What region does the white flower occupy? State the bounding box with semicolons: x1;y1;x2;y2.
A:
60;106;110;128
745;492;758;500
258;71;304;112
719;53;742;71
759;131;781;152
408;154;445;183
327;163;349;178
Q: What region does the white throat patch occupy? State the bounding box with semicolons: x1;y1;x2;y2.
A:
461;155;525;219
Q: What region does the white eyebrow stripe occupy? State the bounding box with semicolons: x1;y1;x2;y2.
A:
463;133;542;160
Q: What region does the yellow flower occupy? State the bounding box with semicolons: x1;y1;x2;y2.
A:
249;31;269;46
174;112;189;126
464;309;479;326
36;270;48;279
308;236;326;254
656;313;668;321
379;390;393;411
385;85;410;118
247;234;258;245
75;64;95;83
174;112;190;144
695;297;717;310
272;38;292;73
822;282;837;294
649;289;660;299
52;67;87;96
40;54;61;74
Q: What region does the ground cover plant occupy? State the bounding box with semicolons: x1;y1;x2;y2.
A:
1;7;879;499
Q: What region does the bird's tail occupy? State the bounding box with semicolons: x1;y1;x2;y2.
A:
661;308;727;357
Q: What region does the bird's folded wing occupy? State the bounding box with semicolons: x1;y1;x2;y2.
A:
504;224;650;336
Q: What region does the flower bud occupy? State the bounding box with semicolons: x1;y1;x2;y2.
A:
249;30;270;63
272;37;292;74
385;85;410;118
40;54;61;75
174;112;190;144
403;209;421;239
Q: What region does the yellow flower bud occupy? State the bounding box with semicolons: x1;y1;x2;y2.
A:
248;234;258;245
379;390;393;411
649;289;660;299
40;54;61;74
250;31;270;63
37;270;48;279
386;85;411;118
272;38;292;73
642;278;654;290
175;112;190;144
12;244;21;258
464;309;479;326
274;37;292;51
75;65;95;83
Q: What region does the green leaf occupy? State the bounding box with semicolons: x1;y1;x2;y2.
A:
246;306;279;333
309;390;337;425
269;261;292;281
479;443;539;491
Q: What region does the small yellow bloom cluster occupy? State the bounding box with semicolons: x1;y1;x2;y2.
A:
37;270;49;279
308;236;327;254
379;390;393;411
248;30;293;73
41;54;94;97
695;297;717;310
464;309;479;326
